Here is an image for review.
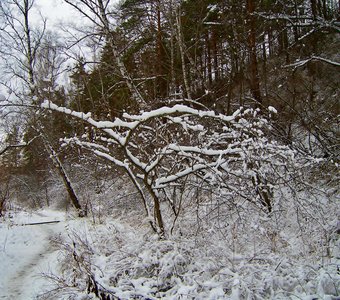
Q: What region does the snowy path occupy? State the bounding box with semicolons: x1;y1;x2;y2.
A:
0;210;66;300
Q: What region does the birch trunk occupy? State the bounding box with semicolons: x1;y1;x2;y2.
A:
175;6;192;100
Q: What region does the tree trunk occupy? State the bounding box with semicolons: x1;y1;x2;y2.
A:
293;0;300;42
206;32;213;87
169;0;176;96
156;0;167;99
176;6;192;99
311;0;318;20
246;0;262;106
145;180;165;237
212;30;219;81
41;133;83;214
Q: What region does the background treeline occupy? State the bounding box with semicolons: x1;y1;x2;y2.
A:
69;0;339;153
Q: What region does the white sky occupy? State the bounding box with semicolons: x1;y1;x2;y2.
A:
35;0;76;27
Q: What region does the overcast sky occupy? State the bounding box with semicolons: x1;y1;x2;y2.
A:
35;0;76;27
34;0;120;28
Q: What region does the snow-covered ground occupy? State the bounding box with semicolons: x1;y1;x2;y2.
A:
1;206;339;299
0;209;68;299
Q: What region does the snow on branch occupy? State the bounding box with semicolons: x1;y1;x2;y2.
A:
257;13;340;33
41;100;297;233
0;135;40;156
41;100;138;130
285;56;340;69
122;104;240;123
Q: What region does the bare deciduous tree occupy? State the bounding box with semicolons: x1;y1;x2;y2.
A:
0;0;83;213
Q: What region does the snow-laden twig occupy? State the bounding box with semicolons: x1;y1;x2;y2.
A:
0;134;40;156
285;56;340;70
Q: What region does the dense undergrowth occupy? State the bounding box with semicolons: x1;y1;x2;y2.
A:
38;164;339;300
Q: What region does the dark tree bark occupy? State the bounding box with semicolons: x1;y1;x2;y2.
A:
311;0;318;20
212;30;219;81
156;0;167;99
41;133;83;214
206;32;213;87
246;0;262;106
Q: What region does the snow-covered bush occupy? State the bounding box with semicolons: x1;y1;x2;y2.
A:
39;102;339;299
41;101;301;236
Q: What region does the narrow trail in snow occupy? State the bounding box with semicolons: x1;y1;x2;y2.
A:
1;221;63;300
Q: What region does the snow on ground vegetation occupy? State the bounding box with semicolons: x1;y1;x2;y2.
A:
0;181;339;299
34;102;340;299
36;177;340;300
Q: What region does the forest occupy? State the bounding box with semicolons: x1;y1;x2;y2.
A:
0;0;339;299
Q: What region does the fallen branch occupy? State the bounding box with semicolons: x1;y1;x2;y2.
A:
16;220;61;226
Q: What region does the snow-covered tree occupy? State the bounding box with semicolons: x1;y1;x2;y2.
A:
42;100;301;237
